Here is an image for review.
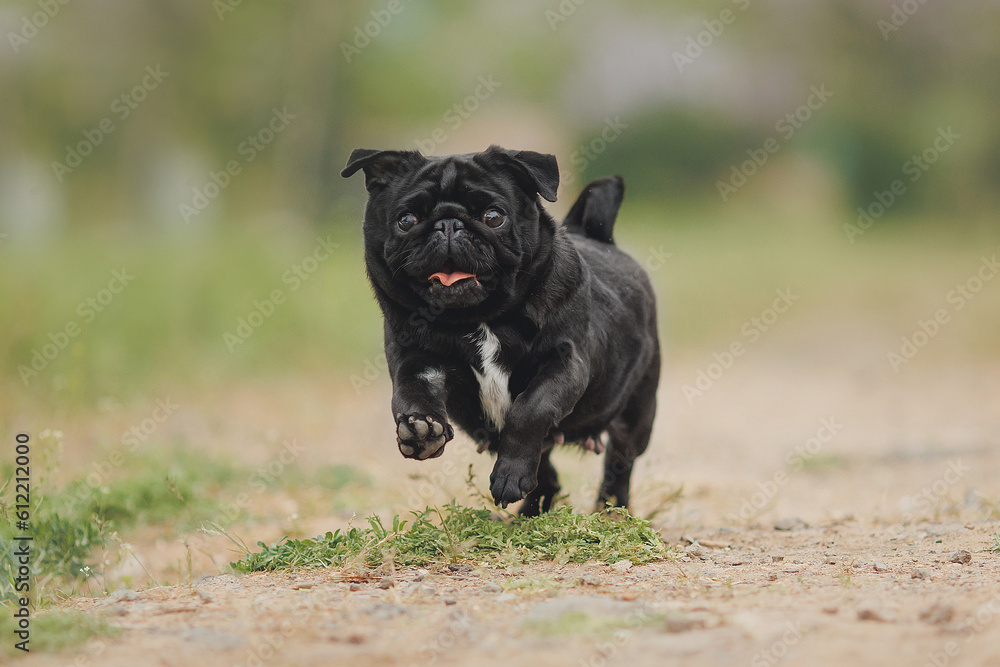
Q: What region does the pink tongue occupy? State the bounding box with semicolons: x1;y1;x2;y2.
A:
429;271;476;287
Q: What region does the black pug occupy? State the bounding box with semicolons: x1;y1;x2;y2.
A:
341;145;659;515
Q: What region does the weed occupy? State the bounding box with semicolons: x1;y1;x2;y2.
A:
0;609;119;655
989;534;1000;555
232;501;669;572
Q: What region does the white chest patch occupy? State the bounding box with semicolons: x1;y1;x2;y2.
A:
470;323;511;430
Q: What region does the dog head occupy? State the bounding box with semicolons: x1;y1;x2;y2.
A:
341;145;559;314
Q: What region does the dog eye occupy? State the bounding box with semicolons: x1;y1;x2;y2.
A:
482;209;506;228
397;213;417;232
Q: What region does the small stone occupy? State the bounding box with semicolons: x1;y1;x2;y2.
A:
857;601;895;622
612;559;634;572
767;573;779;581
483;583;502;593
684;543;707;560
873;562;890;573
105;589;139;603
195;589;215;604
358;602;408;620
822;606;838;614
919;602;955;625
580;574;602;586
413;570;428;582
948;550;972;565
444;599;457;605
774;517;807;531
771;555;785;563
825;558;837;565
448;563;472;573
349;583;362;591
664;612;706;633
912;568;931;580
377;577;394;589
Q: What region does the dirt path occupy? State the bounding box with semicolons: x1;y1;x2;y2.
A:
17;333;1000;667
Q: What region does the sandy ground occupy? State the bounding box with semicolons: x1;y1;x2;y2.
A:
17;318;1000;667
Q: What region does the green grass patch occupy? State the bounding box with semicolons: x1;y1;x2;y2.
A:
0;608;119;656
231;501;669;572
989;534;1000;555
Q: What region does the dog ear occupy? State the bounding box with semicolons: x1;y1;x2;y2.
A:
482;146;560;202
562;176;624;243
341;149;424;192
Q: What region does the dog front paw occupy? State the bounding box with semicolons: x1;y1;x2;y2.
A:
489;457;539;508
396;414;454;460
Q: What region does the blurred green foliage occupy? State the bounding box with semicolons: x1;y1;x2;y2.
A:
1;0;997;231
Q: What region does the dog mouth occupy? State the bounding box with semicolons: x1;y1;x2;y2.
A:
427;260;478;287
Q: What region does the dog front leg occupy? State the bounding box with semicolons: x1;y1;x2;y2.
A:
388;346;454;460
489;343;588;507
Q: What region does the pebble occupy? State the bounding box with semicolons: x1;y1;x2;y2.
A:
774;517;807;531
377;577;394;589
857;601;895;622
444;599;457;605
771;555;785;563
349;583;362;591
664;612;707;633
413;570;428;582
873;562;890;572
912;568;931;580
948;550;972;565
483;583;502;593
684;543;707;560
612;559;634;572
105;589;139;603
919;602;955;625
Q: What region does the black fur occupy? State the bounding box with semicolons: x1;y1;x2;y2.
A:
341;146;660;513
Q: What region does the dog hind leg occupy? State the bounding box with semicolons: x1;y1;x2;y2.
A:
596;359;659;511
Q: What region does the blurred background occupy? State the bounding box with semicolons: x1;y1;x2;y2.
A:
1;0;999;604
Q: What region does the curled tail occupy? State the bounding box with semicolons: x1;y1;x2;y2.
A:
562;175;624;244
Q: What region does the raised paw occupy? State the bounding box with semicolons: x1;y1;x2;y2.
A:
396;414;454;460
489;457;539;508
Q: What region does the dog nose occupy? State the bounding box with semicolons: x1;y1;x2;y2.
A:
434;218;465;237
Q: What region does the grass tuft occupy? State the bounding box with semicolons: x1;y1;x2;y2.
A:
232;501;669;572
